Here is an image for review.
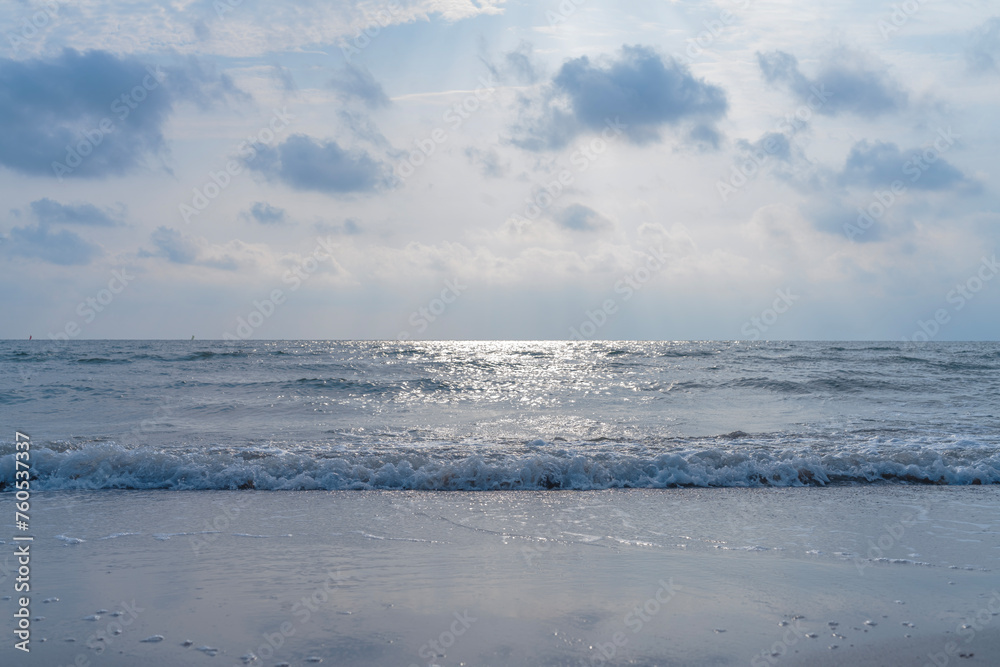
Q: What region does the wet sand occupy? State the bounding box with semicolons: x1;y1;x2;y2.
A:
1;487;998;666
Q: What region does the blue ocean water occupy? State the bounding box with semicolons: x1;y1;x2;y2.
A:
2;340;999;489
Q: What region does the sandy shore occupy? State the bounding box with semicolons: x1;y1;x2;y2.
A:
1;487;998;666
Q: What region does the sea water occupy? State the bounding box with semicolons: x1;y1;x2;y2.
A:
2;340;999;490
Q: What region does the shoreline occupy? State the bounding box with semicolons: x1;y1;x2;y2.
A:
1;487;998;666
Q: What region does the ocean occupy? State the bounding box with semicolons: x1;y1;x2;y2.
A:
3;340;998;490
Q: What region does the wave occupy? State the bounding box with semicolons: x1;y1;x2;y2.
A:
659;349;719;358
648;376;907;395
1;442;997;491
179;350;248;361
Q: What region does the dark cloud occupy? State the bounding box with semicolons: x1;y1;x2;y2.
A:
162;55;248;109
245;201;287;225
504;41;541;84
967;17;1000;72
464;147;506;178
271;64;298;92
0;49;244;179
28;198;122;226
688;124;722;150
0;224;101;265
328;64;390;108
336;109;396;153
512;45;727;150
737;132;792;163
757;49;906;117
804;136;975;241
482;41;541;85
837;140;968;191
247;134;391;195
554;204;612;232
806;200;887;243
148;226;199;264
143;227;240;270
314;218;362;235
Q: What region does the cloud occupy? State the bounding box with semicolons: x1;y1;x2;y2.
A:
244;202;288;225
0;224;101;265
553;204;612;232
144;227;269;271
723;131;802;185
967;17;1000;72
271;64;297;92
148;226;201;265
511;45;727;150
315;218;362;235
837;140;969;191
482;40;541;85
0;49;244;179
757;49;906;117
736;132;793;163
502;41;541;84
688;124;722;150
247;134;392;195
464;146;506;178
140;226;352;281
328;64;390;108
804;199;888;243
2;1;509;58
27;198;123;226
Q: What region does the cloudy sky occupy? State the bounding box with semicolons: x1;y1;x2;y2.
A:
1;0;999;340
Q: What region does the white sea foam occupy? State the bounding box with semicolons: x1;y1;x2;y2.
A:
5;441;997;491
152;531;220;541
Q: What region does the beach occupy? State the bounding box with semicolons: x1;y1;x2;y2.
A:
3;0;1000;660
3;486;998;666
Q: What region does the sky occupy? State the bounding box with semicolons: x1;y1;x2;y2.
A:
1;0;999;341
